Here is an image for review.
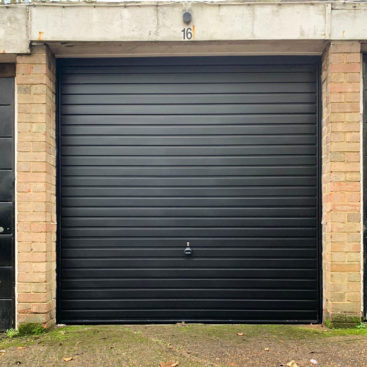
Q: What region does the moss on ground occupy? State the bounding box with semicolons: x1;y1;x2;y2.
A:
1;324;367;367
1;323;367;351
148;323;367;340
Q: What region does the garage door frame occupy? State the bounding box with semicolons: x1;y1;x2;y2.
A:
55;56;322;324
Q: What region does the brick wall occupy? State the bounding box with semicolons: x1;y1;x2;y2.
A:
321;41;363;322
16;45;56;327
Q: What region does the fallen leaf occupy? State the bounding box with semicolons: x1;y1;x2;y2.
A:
63;357;73;362
237;332;244;336
279;340;284;343
160;362;179;367
287;361;299;367
264;347;270;351
310;359;318;365
59;331;66;335
17;347;25;350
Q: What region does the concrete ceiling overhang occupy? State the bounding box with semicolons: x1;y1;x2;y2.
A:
44;40;329;58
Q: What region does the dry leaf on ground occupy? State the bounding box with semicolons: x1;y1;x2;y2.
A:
287;361;299;367
159;361;179;367
236;332;244;336
63;357;73;362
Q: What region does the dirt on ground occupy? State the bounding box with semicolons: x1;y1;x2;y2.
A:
1;324;367;367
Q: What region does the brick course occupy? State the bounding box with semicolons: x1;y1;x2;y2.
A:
321;41;362;321
16;45;56;327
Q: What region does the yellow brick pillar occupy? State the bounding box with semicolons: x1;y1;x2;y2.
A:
16;45;56;327
321;41;363;325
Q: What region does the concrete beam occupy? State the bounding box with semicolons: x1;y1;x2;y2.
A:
331;3;367;40
29;2;327;42
0;5;29;56
1;1;367;57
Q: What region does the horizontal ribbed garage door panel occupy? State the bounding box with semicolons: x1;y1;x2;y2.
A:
62;257;316;267
61;156;316;166
58;56;320;323
62;247;316;258
62;115;316;126
62;93;316;105
62;166;316;177
62;104;316;115
62;207;316;218
62;289;318;300
61;56;317;65
60;310;318;323
61;64;316;73
62;177;315;187
61;300;318;312
62;228;316;238
62;136;316;146
62;278;316;290
62;72;315;84
62;269;317;280
61;124;316;135
61;237;316;248
61;272;318;288
62;197;315;207
62;217;316;227
62;187;316;197
62;145;316;155
62;83;316;95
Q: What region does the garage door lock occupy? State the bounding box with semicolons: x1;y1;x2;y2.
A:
184;242;192;256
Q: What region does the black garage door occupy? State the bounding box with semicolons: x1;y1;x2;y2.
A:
0;66;15;330
58;57;321;323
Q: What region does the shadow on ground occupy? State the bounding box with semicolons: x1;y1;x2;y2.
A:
1;324;367;366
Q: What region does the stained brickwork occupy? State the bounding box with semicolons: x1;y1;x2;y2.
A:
321;41;363;321
16;45;56;326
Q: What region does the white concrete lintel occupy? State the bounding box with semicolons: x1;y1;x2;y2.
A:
1;1;367;58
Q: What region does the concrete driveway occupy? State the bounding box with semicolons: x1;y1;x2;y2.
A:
1;324;367;367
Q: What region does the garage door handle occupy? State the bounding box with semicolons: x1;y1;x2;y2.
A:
184;242;193;256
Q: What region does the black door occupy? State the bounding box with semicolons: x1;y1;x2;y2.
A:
58;56;321;323
0;67;15;330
